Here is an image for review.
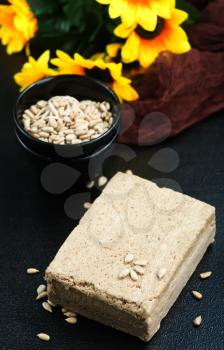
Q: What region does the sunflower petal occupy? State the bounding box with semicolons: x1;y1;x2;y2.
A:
139;41;159;68
106;43;122;58
112;81;139;102
114;23;134;38
121;32;140;64
164;26;191;53
170;9;189;26
137;4;157;31
151;0;173;19
109;0;126;18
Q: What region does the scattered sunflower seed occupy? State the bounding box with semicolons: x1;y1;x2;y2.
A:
36;291;48;301
27;268;40;275
130;269;138;281
157;268;167;280
37;284;46;295
84;202;92;209
200;271;212;279
62;307;68;313
124;253;134;264
42;301;53;313
65;317;77;324
192;290;203;300
118;268;130;279
47;299;56;307
98;176;108;187
37;333;50;341
193;315;202;327
86;180;94;189
64;311;77;318
134;260;147;266
134;265;145;275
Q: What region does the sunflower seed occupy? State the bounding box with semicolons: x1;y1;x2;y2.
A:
84;202;92;209
66;134;76;141
65;317;77;324
118;268;130;279
37;100;47;108
157;268;167;280
200;271;212;279
124;253;134;264
130;269;138;281
192;290;203;300
98;176;108;187
23;119;30;130
24;109;34;118
37;284;46;295
64;311;77;317
47;299;56;307
26;268;39;275
133;265;145;275
39;131;49;138
134;260;147;266
30;105;38;114
86;180;94;189
37;333;50;341
42;301;53;313
193;315;202;327
36;291;48;300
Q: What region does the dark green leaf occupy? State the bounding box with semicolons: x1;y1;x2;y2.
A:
176;0;201;24
28;0;58;16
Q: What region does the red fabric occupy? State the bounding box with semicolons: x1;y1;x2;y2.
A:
119;0;224;145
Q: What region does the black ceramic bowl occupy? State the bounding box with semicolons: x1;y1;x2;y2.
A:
14;75;121;179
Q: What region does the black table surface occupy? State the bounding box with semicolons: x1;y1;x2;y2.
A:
1;47;224;350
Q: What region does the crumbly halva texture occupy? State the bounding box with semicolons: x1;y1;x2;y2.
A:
46;172;216;341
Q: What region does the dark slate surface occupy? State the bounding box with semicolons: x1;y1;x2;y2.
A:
0;47;223;350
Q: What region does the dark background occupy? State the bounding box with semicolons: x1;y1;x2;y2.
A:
0;46;224;350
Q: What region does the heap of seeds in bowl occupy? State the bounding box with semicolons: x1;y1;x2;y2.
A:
21;96;113;144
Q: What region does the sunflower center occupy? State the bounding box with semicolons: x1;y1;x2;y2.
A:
135;17;165;40
88;68;113;83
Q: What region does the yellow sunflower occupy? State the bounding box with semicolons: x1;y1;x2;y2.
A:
51;51;139;102
51;50;85;75
115;8;191;68
96;0;172;31
14;50;56;90
0;0;37;54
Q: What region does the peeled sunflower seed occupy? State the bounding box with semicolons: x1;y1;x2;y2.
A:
37;284;46;295
98;176;108;187
64;311;77;317
26;268;39;275
192;290;203;300
124;253;134;264
200;271;212;279
47;299;56;307
157;268;167;280
65;317;77;324
130;269;139;281
36;291;48;301
42;301;53;313
83;202;92;209
133;265;145;275
193;315;202;327
86;180;94;189
118;268;130;279
37;333;50;341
